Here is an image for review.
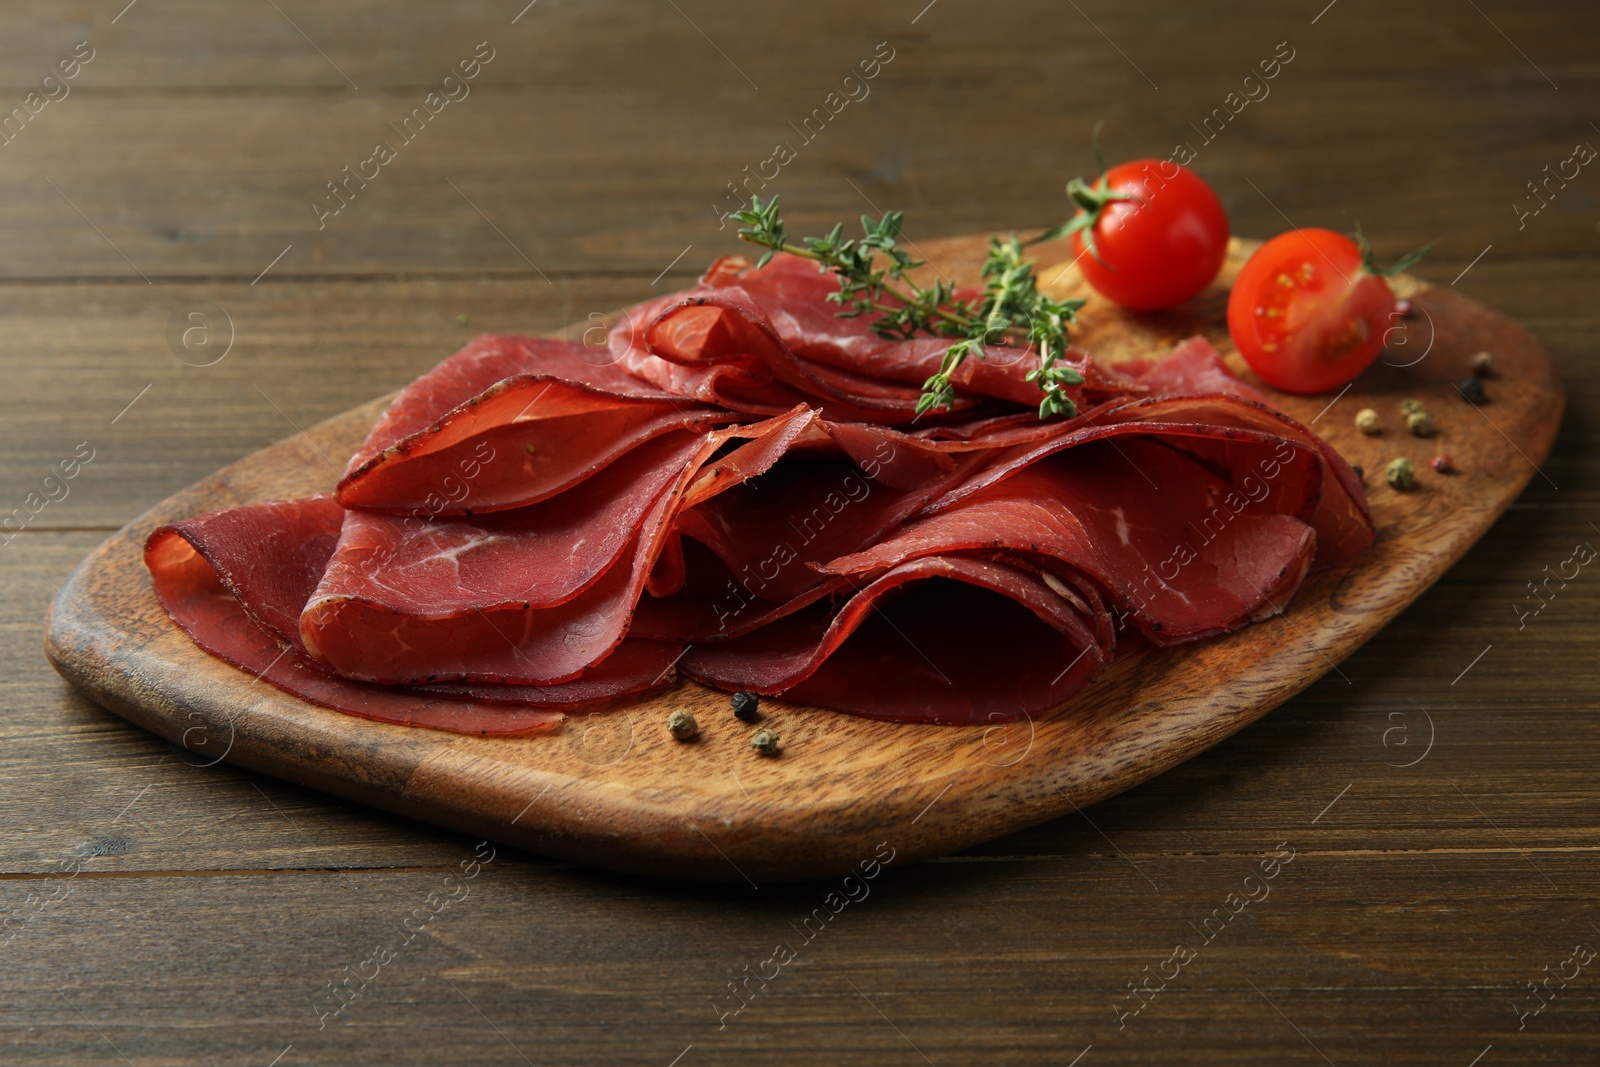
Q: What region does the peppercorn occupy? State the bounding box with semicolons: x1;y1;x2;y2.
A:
750;729;780;756
1406;410;1436;437
1457;374;1486;405
1469;350;1494;377
1351;464;1365;484
457;313;469;326
1399;398;1424;416
1355;408;1381;435
1385;457;1416;491
1431;454;1455;474
731;690;760;722
667;708;699;741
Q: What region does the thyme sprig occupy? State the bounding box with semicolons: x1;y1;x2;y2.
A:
734;195;1086;419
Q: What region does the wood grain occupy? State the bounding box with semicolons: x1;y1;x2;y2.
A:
43;235;1562;881
7;1;1600;1062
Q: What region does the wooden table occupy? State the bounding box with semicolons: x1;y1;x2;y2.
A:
3;2;1596;1063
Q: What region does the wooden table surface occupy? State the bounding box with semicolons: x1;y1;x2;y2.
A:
2;2;1596;1064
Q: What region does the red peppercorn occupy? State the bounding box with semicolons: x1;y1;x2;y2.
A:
1431;454;1455;474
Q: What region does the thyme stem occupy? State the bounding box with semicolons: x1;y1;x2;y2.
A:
733;195;1086;419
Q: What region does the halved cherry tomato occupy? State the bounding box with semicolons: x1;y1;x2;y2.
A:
1227;228;1407;394
1065;160;1230;311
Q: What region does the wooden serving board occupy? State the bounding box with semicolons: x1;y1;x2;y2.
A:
45;237;1562;882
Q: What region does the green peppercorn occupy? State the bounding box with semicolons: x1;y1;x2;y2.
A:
457;313;469;326
1405;410;1436;437
1385;457;1416;491
667;708;699;741
1354;408;1381;435
731;690;760;722
1399;398;1424;416
750;729;780;756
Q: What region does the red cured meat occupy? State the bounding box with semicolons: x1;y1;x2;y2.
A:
823;437;1319;645
927;390;1371;569
707;252;1143;410
1127;336;1371;565
339;335;738;514
144;496;680;733
683;555;1109;724
302;408;818;685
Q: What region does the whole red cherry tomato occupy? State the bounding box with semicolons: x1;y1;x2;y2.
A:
1063;159;1230;311
1226;228;1432;395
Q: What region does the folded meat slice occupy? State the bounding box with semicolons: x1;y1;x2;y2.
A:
824;435;1319;645
301;408;819;686
683;555;1110;724
339;335;738;514
703;252;1138;410
144;496;681;734
1126;336;1371;566
630;414;1004;643
930;388;1370;569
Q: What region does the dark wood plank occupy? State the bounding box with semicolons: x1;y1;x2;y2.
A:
4;852;1598;1065
2;0;1598;1060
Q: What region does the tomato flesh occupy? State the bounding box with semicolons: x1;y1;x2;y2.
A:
1227;228;1396;394
1072;160;1229;311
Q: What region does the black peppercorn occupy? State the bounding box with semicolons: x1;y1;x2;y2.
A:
1456;374;1486;405
731;690;760;722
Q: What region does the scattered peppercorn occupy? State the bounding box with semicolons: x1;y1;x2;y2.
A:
457;313;469;325
1431;454;1455;474
1355;408;1381;435
1469;350;1495;377
667;708;699;741
1394;298;1414;318
1406;410;1436;437
750;728;780;756
1350;464;1365;484
1399;398;1424;416
1385;457;1416;491
731;690;760;722
1457;374;1486;405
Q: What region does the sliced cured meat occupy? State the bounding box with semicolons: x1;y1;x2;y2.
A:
145;496;681;732
1127;336;1371;566
823;436;1319;644
692;253;1129;411
340;335;737;515
927;389;1371;569
615;282;985;424
315;432;702;618
683;555;1109;724
143;498;555;733
302;408;818;686
350;335;677;470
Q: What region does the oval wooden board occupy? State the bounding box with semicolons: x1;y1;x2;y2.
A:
45;236;1562;882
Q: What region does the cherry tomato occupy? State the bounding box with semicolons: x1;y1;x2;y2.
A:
1067;160;1230;311
1226;228;1398;394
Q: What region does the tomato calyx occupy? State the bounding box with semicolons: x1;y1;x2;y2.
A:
1054;126;1139;266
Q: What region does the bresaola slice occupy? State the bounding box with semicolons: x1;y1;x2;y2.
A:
144;496;679;734
697;252;1135;411
301;408;818;685
684;555;1110;724
822;437;1319;645
339;335;738;514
